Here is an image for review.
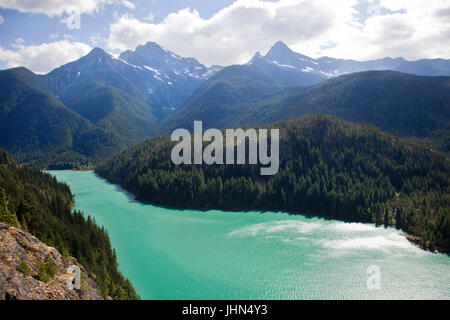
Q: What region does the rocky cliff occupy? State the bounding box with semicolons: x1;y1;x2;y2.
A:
0;222;103;300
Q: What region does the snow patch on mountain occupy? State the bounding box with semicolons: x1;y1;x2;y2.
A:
116;58;143;70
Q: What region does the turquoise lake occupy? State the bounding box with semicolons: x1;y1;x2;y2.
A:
49;171;450;300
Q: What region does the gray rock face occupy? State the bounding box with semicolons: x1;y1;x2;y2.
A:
0;222;102;300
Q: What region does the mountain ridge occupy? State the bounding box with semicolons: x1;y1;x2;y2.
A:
0;67;93;166
158;69;450;154
0;66;159;168
42;43;222;116
248;41;450;86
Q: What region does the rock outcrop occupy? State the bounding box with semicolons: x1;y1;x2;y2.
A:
0;222;103;300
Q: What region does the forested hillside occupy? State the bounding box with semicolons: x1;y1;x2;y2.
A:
0;148;137;299
158;65;288;134
61;80;157;160
98;115;450;252
0;67;93;167
0;67;159;168
259;71;450;138
160;70;450;153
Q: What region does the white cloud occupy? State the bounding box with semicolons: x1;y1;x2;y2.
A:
107;0;341;66
0;0;109;16
318;0;450;60
0;0;134;17
1;0;448;73
0;40;92;74
0;13;4;24
106;0;450;66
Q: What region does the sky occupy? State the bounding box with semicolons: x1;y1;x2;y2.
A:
0;0;449;74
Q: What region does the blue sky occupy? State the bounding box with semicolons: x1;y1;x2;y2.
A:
0;0;449;73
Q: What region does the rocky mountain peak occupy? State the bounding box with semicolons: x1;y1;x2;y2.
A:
268;40;293;54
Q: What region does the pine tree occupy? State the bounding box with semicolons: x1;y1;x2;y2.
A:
0;186;21;228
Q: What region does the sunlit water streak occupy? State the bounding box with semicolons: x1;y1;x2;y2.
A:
50;171;450;300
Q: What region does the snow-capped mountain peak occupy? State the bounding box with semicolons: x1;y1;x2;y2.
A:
248;41;450;86
118;42;218;80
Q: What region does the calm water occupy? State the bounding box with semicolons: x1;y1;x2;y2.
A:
49;171;450;300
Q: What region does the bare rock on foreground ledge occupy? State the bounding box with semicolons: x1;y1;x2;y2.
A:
0;222;103;300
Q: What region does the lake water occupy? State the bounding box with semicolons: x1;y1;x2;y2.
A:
49;171;450;300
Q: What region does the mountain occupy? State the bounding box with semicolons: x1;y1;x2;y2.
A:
0;67;93;166
118;42;222;117
0;66;159;168
256;71;450;138
61;80;158;160
97;115;450;252
43;43;221;118
160;69;450;152
248;41;327;86
248;41;450;86
0;148;137;299
119;42;219;80
158;64;287;133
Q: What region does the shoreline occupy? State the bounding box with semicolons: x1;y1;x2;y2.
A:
59;169;448;256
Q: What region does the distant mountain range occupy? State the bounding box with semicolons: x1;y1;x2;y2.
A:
248;41;450;86
0;67;92;167
0;40;449;167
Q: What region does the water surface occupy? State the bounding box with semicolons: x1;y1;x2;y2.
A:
50;171;450;300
